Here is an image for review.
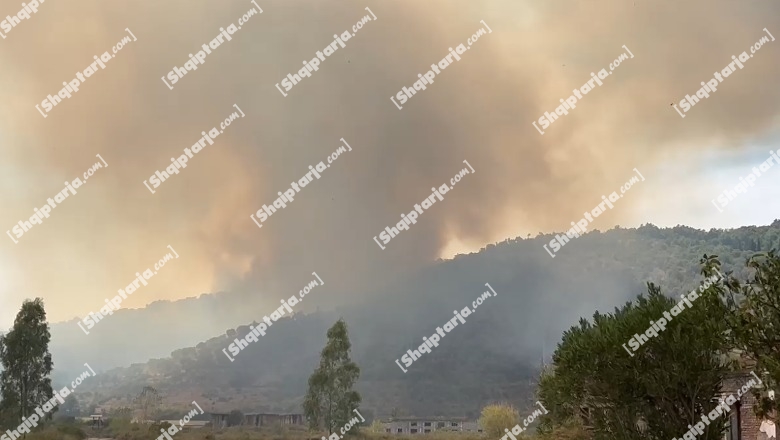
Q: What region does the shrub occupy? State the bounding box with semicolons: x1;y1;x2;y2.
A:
57;424;87;440
479;403;520;438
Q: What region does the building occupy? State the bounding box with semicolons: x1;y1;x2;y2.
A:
379;417;482;434
244;413;305;427
721;371;776;440
210;412;305;429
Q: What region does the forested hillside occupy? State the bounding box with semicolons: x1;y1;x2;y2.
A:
65;222;780;417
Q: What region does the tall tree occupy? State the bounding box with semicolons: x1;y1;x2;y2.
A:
0;298;54;428
303;319;361;434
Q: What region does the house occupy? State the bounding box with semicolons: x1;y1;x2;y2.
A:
379;417;482;434
209;412;305;429
721;371;776;440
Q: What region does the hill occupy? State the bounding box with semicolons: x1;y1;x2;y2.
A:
56;222;780;417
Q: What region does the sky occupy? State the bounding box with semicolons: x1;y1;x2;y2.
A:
0;0;778;330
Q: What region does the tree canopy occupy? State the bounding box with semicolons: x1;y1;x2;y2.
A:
0;298;54;430
303;319;361;434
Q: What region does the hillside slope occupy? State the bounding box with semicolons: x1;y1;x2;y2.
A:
64;222;780;417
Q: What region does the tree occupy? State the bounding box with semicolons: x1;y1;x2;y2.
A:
720;251;780;421
303;319;361;434
133;386;161;422
369;420;384;433
111;406;133;420
537;256;734;440
0;298;54;428
56;395;81;419
479;403;520;438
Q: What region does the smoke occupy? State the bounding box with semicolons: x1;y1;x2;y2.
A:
0;0;778;324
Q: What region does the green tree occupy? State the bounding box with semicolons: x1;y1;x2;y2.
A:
720;250;780;421
0;298;54;429
303;319;361;434
537;256;734;440
57;395;81;419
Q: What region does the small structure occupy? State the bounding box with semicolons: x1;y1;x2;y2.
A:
379;417;481;434
90;414;104;430
721;370;777;440
244;413;304;427
210;412;305;429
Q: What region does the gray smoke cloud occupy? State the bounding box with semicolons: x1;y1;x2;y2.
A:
0;0;777;325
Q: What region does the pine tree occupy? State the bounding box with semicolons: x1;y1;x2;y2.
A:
0;298;54;428
303;319;361;434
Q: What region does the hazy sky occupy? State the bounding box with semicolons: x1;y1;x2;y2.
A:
0;0;778;330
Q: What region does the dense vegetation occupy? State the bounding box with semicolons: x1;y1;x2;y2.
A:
537;250;780;440
25;222;780;420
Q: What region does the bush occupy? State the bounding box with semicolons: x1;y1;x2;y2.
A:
24;426;86;440
479;403;520;438
150;421;173;435
57;424;87;440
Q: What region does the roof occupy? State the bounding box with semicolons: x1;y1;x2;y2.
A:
245;413;303;416
382;417;471;422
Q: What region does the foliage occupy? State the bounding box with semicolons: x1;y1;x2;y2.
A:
368;420;384;433
53;222;780;416
303;319;361;434
104;416;141;439
56;423;87;440
479;403;519;438
0;298;54;428
149;420;172;435
719;250;780;421
112;406;134;419
537;255;734;440
535;418;592;440
57;395;81;419
20;424;86;440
